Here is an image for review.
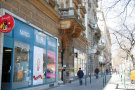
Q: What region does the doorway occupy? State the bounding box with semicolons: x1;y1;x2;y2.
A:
1;47;12;89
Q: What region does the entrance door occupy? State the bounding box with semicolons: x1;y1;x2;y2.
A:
1;47;12;89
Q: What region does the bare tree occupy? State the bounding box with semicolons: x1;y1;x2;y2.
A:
113;24;135;67
102;0;135;22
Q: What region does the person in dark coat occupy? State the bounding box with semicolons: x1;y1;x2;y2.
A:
95;67;99;79
77;68;84;85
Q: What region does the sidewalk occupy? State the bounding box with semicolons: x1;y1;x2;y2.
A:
48;75;111;90
103;73;135;90
47;74;135;90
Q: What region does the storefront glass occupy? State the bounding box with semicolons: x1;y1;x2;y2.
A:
13;41;30;88
33;30;47;85
46;36;57;82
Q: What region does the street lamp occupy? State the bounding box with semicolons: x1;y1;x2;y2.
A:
98;38;106;87
98;38;106;71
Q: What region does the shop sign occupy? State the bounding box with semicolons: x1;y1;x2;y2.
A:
0;15;14;33
35;31;46;46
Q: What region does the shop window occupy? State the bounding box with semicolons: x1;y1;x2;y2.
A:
46;36;57;83
43;50;47;83
33;46;44;85
33;30;47;85
13;41;30;88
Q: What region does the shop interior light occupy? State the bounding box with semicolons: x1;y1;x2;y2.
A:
5;49;12;52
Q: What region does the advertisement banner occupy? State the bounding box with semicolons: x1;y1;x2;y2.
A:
47;64;56;78
47;51;56;63
33;46;43;85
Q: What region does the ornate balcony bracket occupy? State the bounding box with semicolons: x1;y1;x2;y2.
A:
80;6;86;14
60;19;82;47
59;7;86;47
73;0;81;8
60;20;82;37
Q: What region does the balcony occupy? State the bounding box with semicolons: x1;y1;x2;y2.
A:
59;7;85;31
59;7;86;47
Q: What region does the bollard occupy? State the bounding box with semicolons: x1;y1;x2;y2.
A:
103;73;105;87
124;71;126;88
105;73;106;84
103;76;104;87
85;75;87;86
121;74;122;82
90;74;91;84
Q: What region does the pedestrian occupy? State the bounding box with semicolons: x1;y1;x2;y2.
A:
106;69;109;75
94;67;99;79
77;68;84;85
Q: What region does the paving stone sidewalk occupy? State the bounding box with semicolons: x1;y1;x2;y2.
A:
47;74;135;90
104;73;135;90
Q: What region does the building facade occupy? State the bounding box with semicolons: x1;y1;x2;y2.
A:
86;0;101;75
58;0;87;83
96;0;112;73
0;0;87;89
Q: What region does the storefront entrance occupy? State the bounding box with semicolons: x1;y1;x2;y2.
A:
1;16;58;89
1;47;12;89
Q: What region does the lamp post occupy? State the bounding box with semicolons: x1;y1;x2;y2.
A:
98;38;106;74
85;46;88;86
98;38;106;87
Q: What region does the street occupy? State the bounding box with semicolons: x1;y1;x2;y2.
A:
48;74;135;90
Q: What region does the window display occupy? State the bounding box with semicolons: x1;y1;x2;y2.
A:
33;46;43;85
13;41;30;88
43;50;46;83
46;36;57;82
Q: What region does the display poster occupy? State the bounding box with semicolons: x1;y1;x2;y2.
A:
33;46;43;85
47;51;56;63
46;36;57;81
47;64;56;78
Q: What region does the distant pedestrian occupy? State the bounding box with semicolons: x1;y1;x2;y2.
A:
95;67;99;79
77;68;84;85
106;69;109;75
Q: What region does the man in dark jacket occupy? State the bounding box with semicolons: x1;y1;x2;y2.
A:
95;67;99;79
77;68;84;85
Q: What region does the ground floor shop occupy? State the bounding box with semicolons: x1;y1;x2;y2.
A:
0;9;58;90
74;48;87;76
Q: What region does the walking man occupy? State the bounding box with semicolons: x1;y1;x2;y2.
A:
77;68;84;85
95;67;99;79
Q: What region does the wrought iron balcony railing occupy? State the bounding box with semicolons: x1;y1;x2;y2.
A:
59;7;85;30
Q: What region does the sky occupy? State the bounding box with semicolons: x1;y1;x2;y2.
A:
100;0;135;49
99;0;135;67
